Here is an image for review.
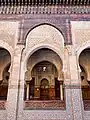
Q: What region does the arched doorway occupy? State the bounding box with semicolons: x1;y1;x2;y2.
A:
24;24;65;108
40;78;49;100
79;48;90;99
79;48;90;109
0;48;11;100
30;60;58;100
25;48;64;101
79;65;89;100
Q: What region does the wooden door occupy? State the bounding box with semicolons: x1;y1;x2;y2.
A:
40;79;49;100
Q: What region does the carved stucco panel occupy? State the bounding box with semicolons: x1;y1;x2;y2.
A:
71;21;90;52
0;21;19;48
25;24;64;55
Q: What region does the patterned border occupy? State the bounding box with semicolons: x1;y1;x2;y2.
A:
24;100;65;110
0;6;90;14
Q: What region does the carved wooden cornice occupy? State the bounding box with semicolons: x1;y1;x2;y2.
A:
0;5;90;14
0;0;90;6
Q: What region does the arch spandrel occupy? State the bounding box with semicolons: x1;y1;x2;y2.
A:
26;24;64;51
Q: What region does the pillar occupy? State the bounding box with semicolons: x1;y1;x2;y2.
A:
60;81;63;101
16;60;26;120
64;46;73;120
69;47;84;120
26;81;30;100
6;45;24;120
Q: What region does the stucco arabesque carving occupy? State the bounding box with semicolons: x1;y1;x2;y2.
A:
65;45;76;56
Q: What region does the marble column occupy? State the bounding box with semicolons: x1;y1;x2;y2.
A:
60;81;63;101
26;82;30;100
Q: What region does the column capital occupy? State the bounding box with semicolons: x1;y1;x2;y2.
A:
58;79;63;81
60;81;63;84
26;81;30;84
58;80;63;84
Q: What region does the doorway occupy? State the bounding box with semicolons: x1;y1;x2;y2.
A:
40;78;49;100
